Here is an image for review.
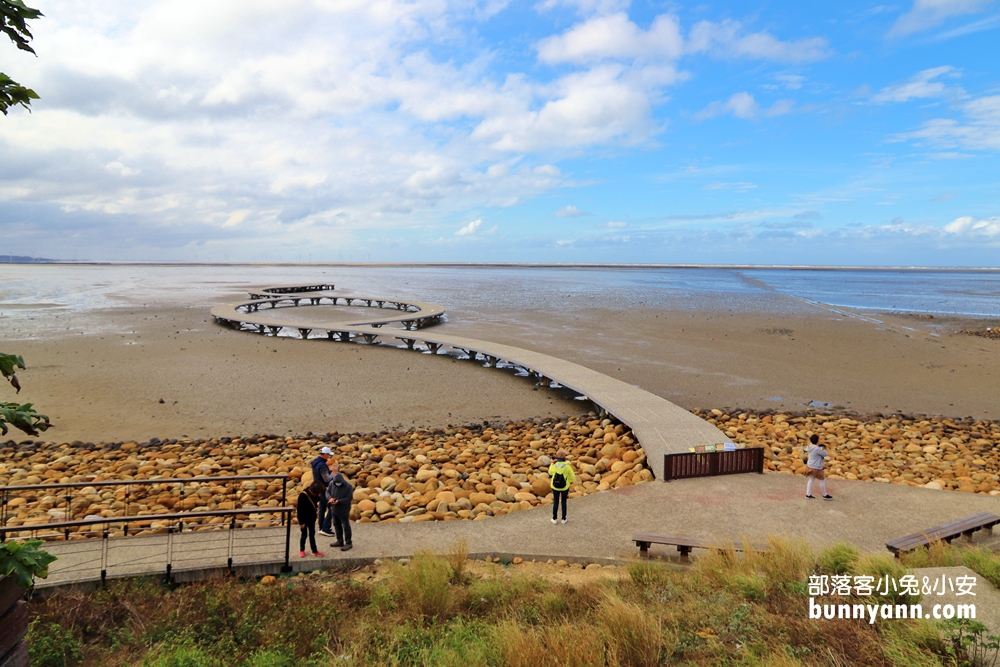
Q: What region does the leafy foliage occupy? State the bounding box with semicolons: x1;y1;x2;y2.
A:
27;618;84;667
1;538;57;590
0;352;51;435
0;400;50;435
0;351;25;392
0;0;43;115
940;618;1000;667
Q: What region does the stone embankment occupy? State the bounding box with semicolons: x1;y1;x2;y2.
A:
694;409;1000;495
0;415;653;533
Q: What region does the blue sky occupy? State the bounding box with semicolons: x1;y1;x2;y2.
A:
1;0;998;265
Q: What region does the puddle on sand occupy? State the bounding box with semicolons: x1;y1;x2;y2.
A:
808;400;832;409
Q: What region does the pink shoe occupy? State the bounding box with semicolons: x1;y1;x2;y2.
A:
312;551;324;558
299;551;306;558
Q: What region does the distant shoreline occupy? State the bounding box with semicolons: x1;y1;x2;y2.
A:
5;260;1000;272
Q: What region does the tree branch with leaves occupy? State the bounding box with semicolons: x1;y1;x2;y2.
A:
1;0;43;115
1;352;50;436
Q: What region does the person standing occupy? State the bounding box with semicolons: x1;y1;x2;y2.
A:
296;481;325;558
548;449;575;524
311;446;335;536
326;462;354;551
805;434;833;500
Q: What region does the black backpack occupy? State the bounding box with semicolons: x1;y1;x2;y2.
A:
552;467;566;489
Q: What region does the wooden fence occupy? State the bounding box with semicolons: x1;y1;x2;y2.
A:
663;447;765;481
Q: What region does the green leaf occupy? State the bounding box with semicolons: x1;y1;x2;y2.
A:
0;352;26;380
0;401;50;436
1;0;44;53
0;73;38;114
1;539;57;590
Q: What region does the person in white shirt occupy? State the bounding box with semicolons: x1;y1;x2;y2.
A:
805;434;833;500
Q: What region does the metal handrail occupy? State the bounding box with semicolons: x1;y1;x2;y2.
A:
1;474;291;540
2;507;291;537
15;507;296;583
1;473;289;493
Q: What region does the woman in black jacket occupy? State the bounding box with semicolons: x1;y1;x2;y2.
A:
297;481;325;558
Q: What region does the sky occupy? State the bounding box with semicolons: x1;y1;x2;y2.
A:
0;0;998;265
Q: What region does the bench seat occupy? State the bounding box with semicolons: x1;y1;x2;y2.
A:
885;512;1000;557
633;533;766;562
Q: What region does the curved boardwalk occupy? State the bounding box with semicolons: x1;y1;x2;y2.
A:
211;285;726;465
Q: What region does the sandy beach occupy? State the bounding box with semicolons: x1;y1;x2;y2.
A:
2;281;997;444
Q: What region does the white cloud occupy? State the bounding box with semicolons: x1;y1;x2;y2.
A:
687;20;831;63
535;0;630;17
472;65;658;151
697;92;759;119
555;205;591;217
695;93;793;120
871;66;959;103
944;215;1000;236
456;219;483;235
888;0;996;36
223;210;249;228
705;182;758;193
537;13;683;64
600;220;627;227
0;1;852;259
930;11;1000;38
775;74;805;90
897;93;1000;151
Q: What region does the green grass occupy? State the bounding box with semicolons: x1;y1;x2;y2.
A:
28;538;998;667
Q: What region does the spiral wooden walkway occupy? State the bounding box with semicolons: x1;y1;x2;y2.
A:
210;284;725;467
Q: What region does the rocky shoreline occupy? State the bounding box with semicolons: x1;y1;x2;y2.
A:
0;414;651;535
3;409;999;538
694;409;1000;495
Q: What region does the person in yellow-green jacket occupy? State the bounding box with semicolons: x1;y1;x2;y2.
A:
549;449;575;524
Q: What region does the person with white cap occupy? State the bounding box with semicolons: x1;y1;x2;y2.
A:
311;446;335;536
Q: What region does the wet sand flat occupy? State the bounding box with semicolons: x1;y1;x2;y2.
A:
2;292;998;444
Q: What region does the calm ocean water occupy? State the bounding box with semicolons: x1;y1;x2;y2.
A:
1;265;999;335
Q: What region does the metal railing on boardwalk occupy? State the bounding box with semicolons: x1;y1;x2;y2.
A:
1;475;295;585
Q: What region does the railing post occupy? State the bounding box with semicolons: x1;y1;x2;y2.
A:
282;512;292;573
101;528;109;584
166;525;174;583
281;478;287;526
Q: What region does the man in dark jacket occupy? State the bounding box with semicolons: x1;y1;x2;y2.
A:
296;481;325;558
311;447;334;536
326;462;354;551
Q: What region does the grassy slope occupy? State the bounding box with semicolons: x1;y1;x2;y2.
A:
25;539;1000;667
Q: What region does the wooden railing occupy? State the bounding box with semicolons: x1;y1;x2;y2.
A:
663;447;765;481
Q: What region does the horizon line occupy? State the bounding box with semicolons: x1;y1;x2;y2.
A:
5;260;1000;272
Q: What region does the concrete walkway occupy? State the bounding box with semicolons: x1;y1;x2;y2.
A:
38;472;1000;587
210;285;726;462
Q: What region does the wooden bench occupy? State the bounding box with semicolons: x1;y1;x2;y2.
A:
885;512;1000;558
633;533;766;562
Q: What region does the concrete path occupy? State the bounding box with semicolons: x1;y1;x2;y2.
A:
38;472;1000;587
210;285;726;463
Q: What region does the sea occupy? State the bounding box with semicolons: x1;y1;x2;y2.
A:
1;264;999;339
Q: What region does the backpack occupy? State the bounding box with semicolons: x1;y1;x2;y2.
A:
552;465;566;489
311;457;330;484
